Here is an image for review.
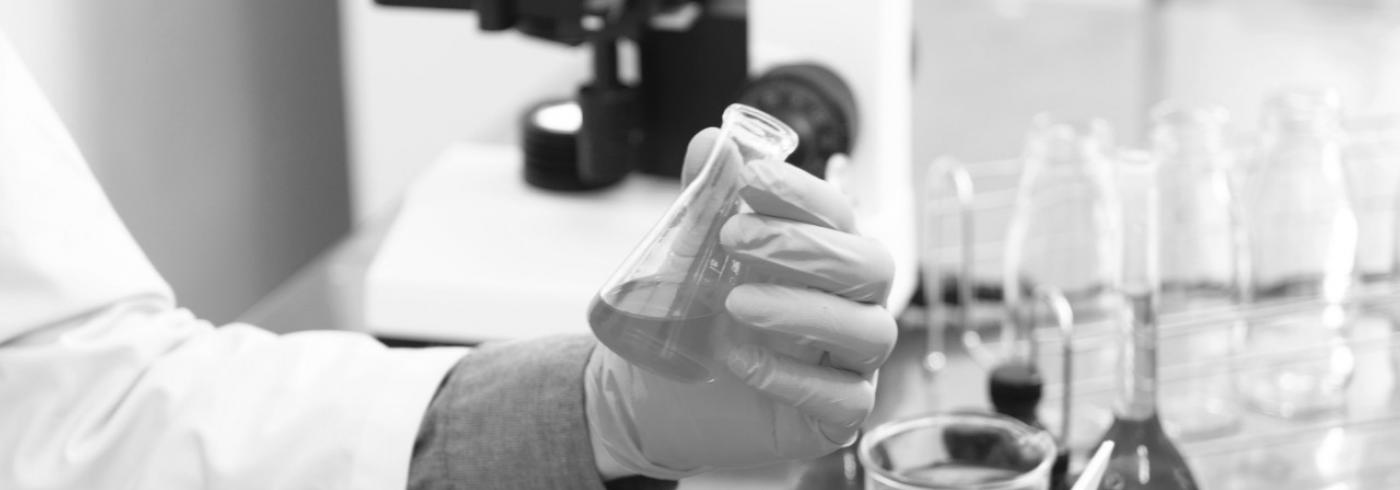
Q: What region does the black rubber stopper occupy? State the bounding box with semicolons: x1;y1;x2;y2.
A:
521;100;590;191
988;361;1070;490
988;361;1044;427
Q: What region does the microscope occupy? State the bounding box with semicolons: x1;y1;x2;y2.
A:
376;0;917;311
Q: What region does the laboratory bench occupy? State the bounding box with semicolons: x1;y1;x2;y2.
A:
241;145;1400;489
235;184;977;489
240;200;1400;489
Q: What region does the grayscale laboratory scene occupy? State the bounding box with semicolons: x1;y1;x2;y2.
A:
3;0;1399;489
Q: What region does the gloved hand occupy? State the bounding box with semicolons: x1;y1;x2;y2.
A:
584;128;898;480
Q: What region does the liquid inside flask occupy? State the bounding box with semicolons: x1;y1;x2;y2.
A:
1096;153;1200;490
588;104;799;383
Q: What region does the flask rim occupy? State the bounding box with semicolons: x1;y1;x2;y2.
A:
722;103;799;159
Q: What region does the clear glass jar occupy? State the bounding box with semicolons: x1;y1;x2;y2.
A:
1003;116;1122;373
1149;105;1244;440
1343;114;1400;284
1237;89;1358;418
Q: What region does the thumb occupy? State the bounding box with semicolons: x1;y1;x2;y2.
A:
681;127;739;187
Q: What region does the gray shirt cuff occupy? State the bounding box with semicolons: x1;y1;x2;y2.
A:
408;335;677;490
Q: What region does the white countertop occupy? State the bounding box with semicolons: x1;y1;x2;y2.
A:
364;142;685;343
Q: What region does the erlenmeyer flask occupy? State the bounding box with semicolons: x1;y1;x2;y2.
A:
1096;153;1200;490
1238;89;1357;418
588;104;799;383
1150;105;1243;440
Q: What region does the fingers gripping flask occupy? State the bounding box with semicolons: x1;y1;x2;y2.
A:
589;104;799;383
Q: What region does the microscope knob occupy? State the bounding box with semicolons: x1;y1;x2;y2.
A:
521;98;624;191
738;63;857;179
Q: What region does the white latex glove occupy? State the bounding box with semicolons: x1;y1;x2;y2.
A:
585;128;897;480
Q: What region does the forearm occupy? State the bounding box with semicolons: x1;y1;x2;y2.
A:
0;305;467;489
410;335;676;490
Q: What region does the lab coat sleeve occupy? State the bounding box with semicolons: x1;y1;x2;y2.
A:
409;335;677;490
0;33;468;489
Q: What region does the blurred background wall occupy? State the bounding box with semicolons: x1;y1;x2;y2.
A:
1;0;1393;323
1159;0;1400;124
0;1;351;323
342;0;1399;213
340;0;1152;221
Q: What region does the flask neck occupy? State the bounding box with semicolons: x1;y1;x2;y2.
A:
1117;159;1160;421
1118;291;1160;421
720;104;798;163
687;104;799;197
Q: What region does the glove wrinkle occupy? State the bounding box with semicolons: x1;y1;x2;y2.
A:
740;158;857;233
726;285;895;375
721;214;892;304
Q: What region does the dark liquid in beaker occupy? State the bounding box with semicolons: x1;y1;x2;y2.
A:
1096;414;1199;490
588;278;720;383
896;462;1025;486
877;426;1043;489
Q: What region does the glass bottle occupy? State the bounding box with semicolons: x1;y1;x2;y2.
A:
1096;152;1200;490
1237;89;1357;418
1149;105;1243;440
1362;115;1400;384
1003;116;1122;419
1345;114;1400;285
1344;115;1400;387
589;104;798;383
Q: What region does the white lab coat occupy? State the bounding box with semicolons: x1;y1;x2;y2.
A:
0;34;468;489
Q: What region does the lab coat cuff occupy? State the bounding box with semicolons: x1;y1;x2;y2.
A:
409;335;676;489
351;346;470;490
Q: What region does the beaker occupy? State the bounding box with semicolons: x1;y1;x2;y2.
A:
588;103;799;383
859;412;1058;490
